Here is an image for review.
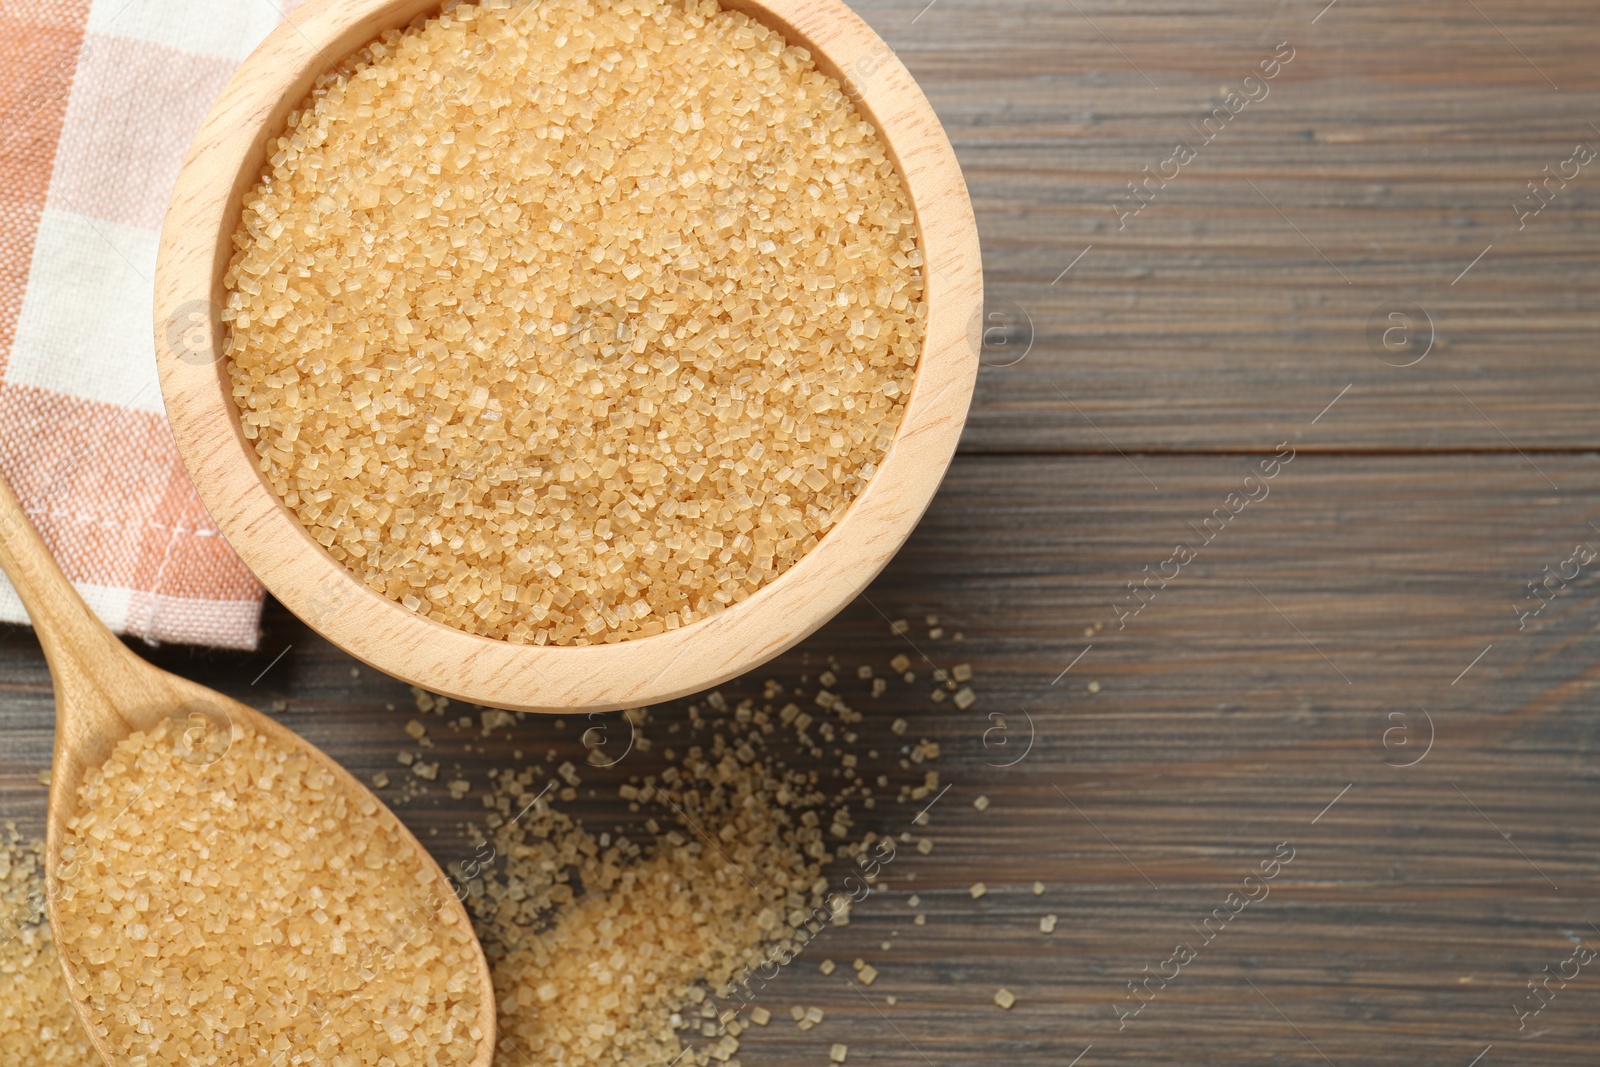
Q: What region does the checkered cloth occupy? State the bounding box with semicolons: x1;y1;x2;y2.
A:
0;0;317;650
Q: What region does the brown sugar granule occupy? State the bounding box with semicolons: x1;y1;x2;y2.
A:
994;988;1016;1010
473;730;835;1065
54;720;483;1065
453;643;951;1065
225;0;926;646
0;828;98;1066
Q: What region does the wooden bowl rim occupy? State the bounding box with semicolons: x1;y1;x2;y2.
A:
155;0;982;713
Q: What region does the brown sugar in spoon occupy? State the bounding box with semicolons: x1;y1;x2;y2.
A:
0;472;495;1065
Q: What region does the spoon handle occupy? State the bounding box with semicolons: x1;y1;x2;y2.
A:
0;472;148;705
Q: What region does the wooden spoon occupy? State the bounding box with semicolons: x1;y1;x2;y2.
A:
0;472;496;1065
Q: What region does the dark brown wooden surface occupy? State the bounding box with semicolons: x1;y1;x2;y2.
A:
5;1;1600;1065
892;0;1600;453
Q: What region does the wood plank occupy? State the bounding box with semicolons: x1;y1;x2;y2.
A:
5;453;1599;1064
849;0;1600;452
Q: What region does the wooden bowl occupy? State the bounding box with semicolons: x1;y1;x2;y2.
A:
154;0;981;713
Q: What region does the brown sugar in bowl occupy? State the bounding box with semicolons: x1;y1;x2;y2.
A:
154;0;981;713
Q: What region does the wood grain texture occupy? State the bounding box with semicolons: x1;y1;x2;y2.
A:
6;454;1599;1065
154;0;982;712
851;0;1600;452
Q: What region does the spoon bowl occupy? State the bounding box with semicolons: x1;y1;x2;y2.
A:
0;474;497;1066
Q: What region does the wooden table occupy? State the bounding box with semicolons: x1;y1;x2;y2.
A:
4;0;1599;1063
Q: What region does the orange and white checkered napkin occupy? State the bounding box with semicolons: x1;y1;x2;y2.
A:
0;0;313;650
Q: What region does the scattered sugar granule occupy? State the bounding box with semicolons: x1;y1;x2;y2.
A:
805;1007;825;1025
35;769;50;787
412;760;440;780
458;613;942;1066
970;882;987;900
914;914;926;925
820;959;836;976
859;964;879;986
857;666;873;679
1088;681;1102;694
908;894;920;907
953;687;976;710
448;778;472;799
831;1044;849;1063
974;795;990;812
887;995;898;1005
226;0;927;647
371;771;390;789
891;620;910;635
952;663;972;682
995;988;1016;1010
404;719;427;740
54;721;482;1063
1041;914;1058;934
791;1006;806;1023
751;1007;771;1026
889;654;911;673
0;826;99;1066
916;838;934;855
484;738;838;1061
1033;881;1046;895
891;718;909;735
928;627;944;639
